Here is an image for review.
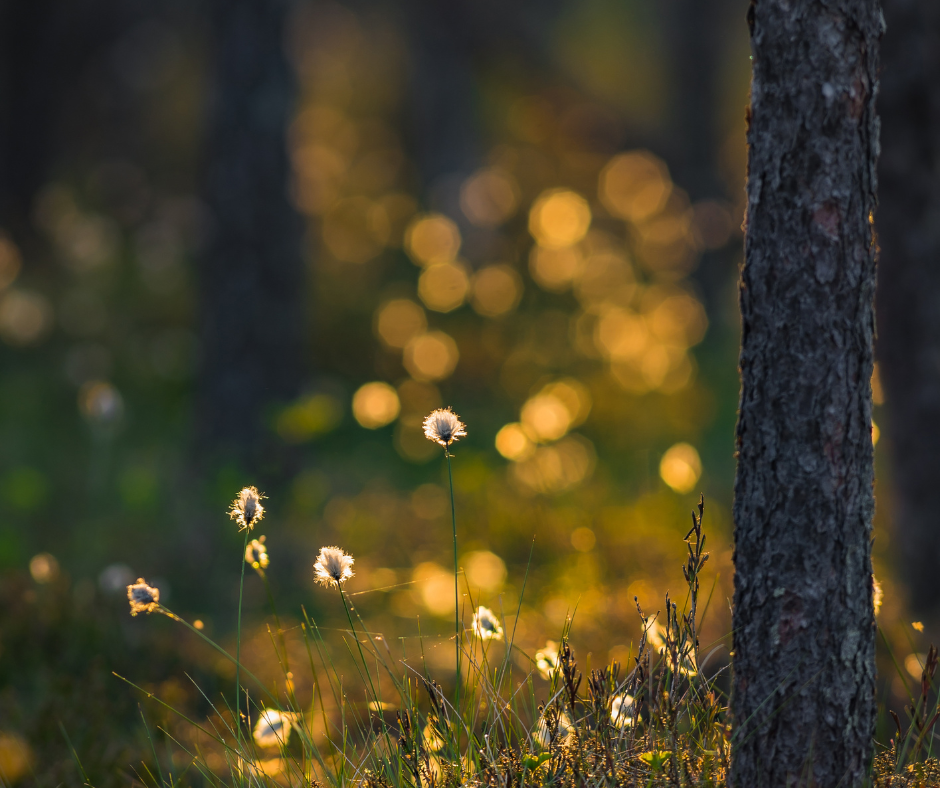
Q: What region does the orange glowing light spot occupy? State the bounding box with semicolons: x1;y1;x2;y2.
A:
403;331;459;382
511;435;596;494
495;423;536;462
375;299;427;349
417;261;471;313
574;250;636;307
872;420;880;446
528;189;592;249
529;245;584;292
659;443;702;494
471;264;523;317
404;214;461;267
520;393;573;443
599;151;672;223
570;527;596;552
352;382;401;429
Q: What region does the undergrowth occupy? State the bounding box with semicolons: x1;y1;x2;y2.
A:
102;410;940;787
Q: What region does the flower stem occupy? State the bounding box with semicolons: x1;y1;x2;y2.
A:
235;528;250;757
445;449;460;727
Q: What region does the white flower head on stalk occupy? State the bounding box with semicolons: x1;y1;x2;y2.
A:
423;718;445;753
230;486;265;532
471;606;504;641
423;407;467;449
245;536;269;570
252;709;295;748
535;640;560;680
611;694;635;728
533;710;575;749
645;618;666;654
314;546;355;589
127;578;160;616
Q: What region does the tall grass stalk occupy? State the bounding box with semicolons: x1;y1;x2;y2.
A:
445;448;461;726
235;528;250;757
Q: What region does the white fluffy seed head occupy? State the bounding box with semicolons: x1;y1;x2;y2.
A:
230;486;265;531
127;578;160;616
471;606;504;641
314;546;355;589
422;408;467;448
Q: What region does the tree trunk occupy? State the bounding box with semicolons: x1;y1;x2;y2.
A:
195;0;305;467
875;0;940;618
731;1;880;785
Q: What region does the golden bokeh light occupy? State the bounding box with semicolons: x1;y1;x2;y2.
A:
0;233;22;291
529;245;584;292
404;213;461;267
541;378;592;427
0;290;53;347
595;307;649;361
460;168;520;227
512;435;596;494
599;151;672;223
528;189;592;249
463;550;508;592
412;562;456;616
403;331;459;382
872;420;880;446
574;250;636;307
471;264;523;317
570;527;596;552
495;423;536;461
520;393;573;443
322;196;390;263
659;443;702;494
644;291;708;349
352;382;401;429
375;299;427;349
417;261;471;313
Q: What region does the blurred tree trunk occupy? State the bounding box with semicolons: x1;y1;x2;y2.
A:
195;0;305;467
731;1;880;785
876;0;940;617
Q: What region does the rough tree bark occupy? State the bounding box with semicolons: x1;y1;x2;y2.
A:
731;1;881;786
195;0;305;466
876;0;940;617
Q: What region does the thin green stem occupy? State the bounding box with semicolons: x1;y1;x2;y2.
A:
445;448;460;729
235;528;250;759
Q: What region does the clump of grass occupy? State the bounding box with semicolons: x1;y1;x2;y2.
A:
115;408;739;787
110;406;940;788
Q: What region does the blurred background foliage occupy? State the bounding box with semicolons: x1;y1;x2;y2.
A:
0;0;909;782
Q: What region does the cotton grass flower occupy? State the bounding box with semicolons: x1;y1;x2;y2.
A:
229;486;265;531
127;578;160;616
611;694;635;728
252;709;294;748
471;606;503;641
314;546;355;588
245;536;269;570
535;640;560;680
423;407;467;448
533;710;575;749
